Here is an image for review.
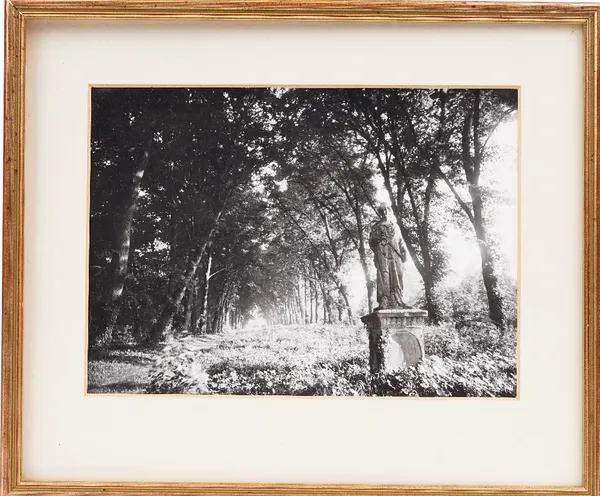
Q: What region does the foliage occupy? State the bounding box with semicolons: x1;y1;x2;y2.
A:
147;336;211;394
373;323;517;397
437;269;517;330
89;88;518;350
144;323;516;397
372;352;516;397
147;324;367;395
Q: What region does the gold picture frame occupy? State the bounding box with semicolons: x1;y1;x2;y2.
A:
2;1;597;494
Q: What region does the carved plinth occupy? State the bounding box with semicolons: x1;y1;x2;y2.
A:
361;309;428;374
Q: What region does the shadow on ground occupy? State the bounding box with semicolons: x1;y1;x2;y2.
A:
87;348;156;394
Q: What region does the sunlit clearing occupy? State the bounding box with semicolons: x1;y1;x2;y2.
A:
246;316;267;328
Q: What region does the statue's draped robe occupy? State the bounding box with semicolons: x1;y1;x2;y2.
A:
369;220;407;309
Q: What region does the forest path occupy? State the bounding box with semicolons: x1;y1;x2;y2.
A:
88;323;369;395
160;323;369;395
86;328;251;394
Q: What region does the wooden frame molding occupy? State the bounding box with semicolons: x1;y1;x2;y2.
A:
2;1;598;495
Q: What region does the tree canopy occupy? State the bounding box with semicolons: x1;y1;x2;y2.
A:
89;87;518;349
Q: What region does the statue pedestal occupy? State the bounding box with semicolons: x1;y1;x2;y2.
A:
361;309;428;374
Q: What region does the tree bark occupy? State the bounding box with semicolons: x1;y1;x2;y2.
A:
303;277;309;323
422;272;440;326
309;280;314;323
190;277;202;334
183;284;194;332
147;215;221;344
197;246;213;333
471;185;505;328
296;280;304;324
314;278;320;323
90;137;152;348
321;286;331;323
466;91;506;329
356;209;374;314
336;282;353;321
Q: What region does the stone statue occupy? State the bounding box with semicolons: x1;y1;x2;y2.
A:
369;205;407;310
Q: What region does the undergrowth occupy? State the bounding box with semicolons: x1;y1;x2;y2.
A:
146;323;517;397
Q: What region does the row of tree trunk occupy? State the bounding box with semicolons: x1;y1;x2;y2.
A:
90;89;515;351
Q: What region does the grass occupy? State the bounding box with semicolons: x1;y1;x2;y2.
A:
88;322;517;397
87;348;156;394
203;324;367;372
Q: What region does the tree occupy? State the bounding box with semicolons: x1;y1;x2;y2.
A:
277;89;378;313
284;89;449;322
146;89;277;343
89;88;177;347
89;87;517;349
438;89;517;329
344;89;450;322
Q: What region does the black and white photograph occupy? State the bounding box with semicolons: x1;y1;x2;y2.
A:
87;87;518;397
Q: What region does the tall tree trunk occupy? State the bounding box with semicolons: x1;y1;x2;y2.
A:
190;277;202;334
309;280;314;323
197;246;213;333
354;203;370;312
467;91;506;329
90;137;152;348
303;277;309;323
321;286;330;323
296;280;304;324
422;272;440;325
471;186;505;328
357;249;374;314
183;284;194;332
147;216;221;345
378;161;442;323
314;278;319;324
336;282;353;320
420;177;442;325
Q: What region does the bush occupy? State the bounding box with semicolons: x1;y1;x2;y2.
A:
436;269;518;330
147;336;210;394
372;353;516;397
207;357;371;396
426;322;516;358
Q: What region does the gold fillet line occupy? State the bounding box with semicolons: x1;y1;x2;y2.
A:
13;12;597;23
2;1;26;495
9;481;594;494
581;9;598;494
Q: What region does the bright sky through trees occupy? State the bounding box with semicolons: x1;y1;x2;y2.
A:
346;117;518;308
89;87;518;343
